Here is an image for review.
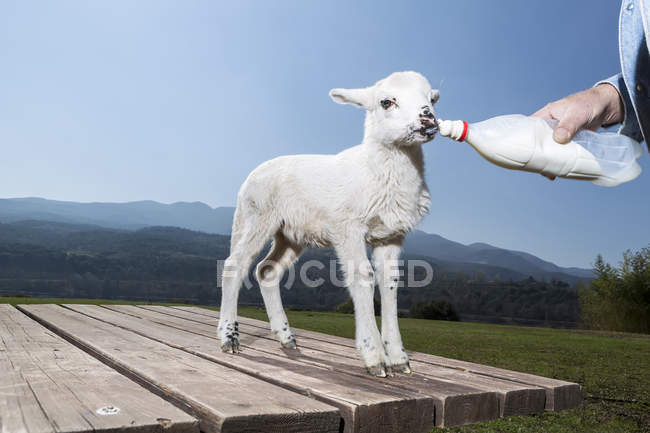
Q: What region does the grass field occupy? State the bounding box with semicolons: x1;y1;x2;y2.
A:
3;297;649;432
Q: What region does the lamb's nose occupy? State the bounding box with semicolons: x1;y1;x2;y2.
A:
420;108;434;119
420;116;436;127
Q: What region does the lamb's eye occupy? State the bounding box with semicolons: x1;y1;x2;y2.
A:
380;99;394;110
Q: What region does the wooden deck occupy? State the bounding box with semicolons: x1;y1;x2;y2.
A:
1;304;583;433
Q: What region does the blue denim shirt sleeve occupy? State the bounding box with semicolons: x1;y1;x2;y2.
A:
596;73;644;142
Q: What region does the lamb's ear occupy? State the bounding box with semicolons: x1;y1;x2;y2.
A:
430;89;440;104
329;87;372;109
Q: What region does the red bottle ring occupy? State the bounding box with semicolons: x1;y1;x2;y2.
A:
459;121;469;142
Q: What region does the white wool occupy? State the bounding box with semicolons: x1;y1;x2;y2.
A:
219;71;439;376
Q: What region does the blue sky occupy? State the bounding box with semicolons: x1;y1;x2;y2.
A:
1;0;647;268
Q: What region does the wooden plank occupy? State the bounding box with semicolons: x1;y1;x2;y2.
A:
170;305;583;412
137;305;544;417
60;304;436;433
0;304;198;433
18;304;341;433
102;304;499;428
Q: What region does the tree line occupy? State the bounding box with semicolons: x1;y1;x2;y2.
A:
579;246;650;334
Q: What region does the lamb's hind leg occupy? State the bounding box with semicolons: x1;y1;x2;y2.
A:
219;212;275;353
256;232;303;348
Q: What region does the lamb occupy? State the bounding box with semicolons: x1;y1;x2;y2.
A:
218;71;439;377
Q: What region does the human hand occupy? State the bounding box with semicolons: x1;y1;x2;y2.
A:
532;83;624;144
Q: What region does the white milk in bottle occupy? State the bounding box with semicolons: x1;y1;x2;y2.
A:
438;114;643;186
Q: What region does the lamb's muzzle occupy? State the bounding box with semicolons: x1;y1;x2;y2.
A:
417;106;438;138
419;117;438;138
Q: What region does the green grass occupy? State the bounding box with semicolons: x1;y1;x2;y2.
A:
0;296;192;307
3;297;649;432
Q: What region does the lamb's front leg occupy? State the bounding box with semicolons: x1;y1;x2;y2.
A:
373;242;411;374
336;239;387;377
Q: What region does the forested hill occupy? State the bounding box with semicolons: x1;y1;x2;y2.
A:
0;220;580;327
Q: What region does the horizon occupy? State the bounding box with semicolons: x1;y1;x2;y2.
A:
2;1;648;268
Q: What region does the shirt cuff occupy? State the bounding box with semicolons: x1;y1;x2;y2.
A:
595;73;644;142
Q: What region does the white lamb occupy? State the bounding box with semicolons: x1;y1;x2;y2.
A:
218;71;439;377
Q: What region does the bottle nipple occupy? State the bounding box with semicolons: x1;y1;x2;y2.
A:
438;119;469;141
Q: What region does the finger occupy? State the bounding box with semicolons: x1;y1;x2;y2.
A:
553;126;572;144
554;106;588;144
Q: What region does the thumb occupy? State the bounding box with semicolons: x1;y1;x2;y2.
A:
553;107;585;144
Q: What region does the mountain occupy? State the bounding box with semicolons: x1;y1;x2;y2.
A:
404;231;594;281
0;197;235;234
0;197;593;283
468;243;594;280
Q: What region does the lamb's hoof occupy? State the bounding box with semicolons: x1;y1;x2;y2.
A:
281;335;297;349
366;363;388;377
220;336;240;353
390;362;412;375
